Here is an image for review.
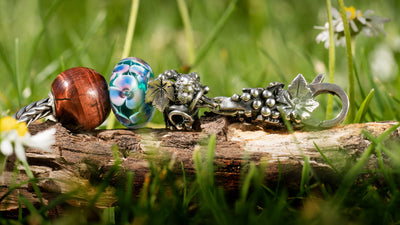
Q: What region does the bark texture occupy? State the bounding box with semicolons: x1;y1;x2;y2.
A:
1;115;399;212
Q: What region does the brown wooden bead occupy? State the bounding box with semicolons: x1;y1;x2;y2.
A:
51;67;111;130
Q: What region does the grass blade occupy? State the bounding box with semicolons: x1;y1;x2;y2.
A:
300;156;310;195
121;0;140;59
22;160;45;210
0;42;14;76
353;88;375;123
314;142;342;177
240;163;256;203
259;48;287;83
361;49;385;121
177;0;195;66
26;0;62;79
206;134;216;185
14;39;22;107
325;0;336;120
337;0;355;123
362;130;396;191
353;57;366;100
192;0;239;69
107;0;140;129
335;123;400;203
102;207;116;225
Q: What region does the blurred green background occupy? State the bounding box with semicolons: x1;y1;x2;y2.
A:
0;0;399;126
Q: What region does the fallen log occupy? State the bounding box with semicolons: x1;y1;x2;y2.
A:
0;115;399;212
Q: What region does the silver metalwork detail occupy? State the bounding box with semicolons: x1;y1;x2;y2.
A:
241;93;251;102
250;88;260;97
231;94;240;102
266;98;276;108
252;100;262;110
13;92;55;126
261;107;271;117
146;71;349;130
262;90;272;98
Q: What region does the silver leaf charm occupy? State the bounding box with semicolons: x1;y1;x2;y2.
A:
278;74;320;123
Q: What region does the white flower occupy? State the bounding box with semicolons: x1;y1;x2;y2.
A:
315;6;389;49
0;116;55;162
369;44;398;81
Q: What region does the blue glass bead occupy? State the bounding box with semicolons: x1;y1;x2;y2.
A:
109;57;155;128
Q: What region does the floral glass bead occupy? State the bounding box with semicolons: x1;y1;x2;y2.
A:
109;57;155;128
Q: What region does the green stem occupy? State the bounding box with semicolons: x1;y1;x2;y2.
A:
325;0;335;120
22;160;45;207
337;0;355;123
106;0;140;129
121;0;140;59
177;0;195;66
15;39;22;107
0;155;6;176
192;0;239;69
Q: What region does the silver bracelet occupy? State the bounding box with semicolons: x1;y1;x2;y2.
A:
145;70;349;130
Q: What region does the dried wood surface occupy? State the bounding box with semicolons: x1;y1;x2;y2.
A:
1;115;399;211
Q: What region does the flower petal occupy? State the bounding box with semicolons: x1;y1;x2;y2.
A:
28;128;56;152
331;7;341;19
335;21;344;32
15;141;26;162
1;140;13;156
349;20;359;32
114;75;137;90
113;64;130;74
109;87;126;106
126;89;143;109
358;16;367;25
129;64;146;76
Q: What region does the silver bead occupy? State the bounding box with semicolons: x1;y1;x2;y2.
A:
244;110;252;117
272;111;280;119
262;90;272;98
231;93;240;101
266;98;275;107
250;89;260;97
261;107;271;117
241;93;251;101
203;85;210;94
252;100;262;110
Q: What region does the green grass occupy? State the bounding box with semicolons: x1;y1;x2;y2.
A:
1;0;400;224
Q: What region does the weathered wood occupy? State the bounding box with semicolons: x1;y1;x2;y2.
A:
0;115;399;211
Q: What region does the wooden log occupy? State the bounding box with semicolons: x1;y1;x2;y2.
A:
0;115;399;211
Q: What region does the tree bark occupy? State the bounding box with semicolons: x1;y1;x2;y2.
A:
1;115;399;212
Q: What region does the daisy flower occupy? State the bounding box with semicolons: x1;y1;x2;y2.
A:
315;6;389;48
0;116;55;162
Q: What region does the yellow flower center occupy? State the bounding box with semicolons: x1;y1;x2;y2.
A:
0;116;28;137
345;6;361;20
